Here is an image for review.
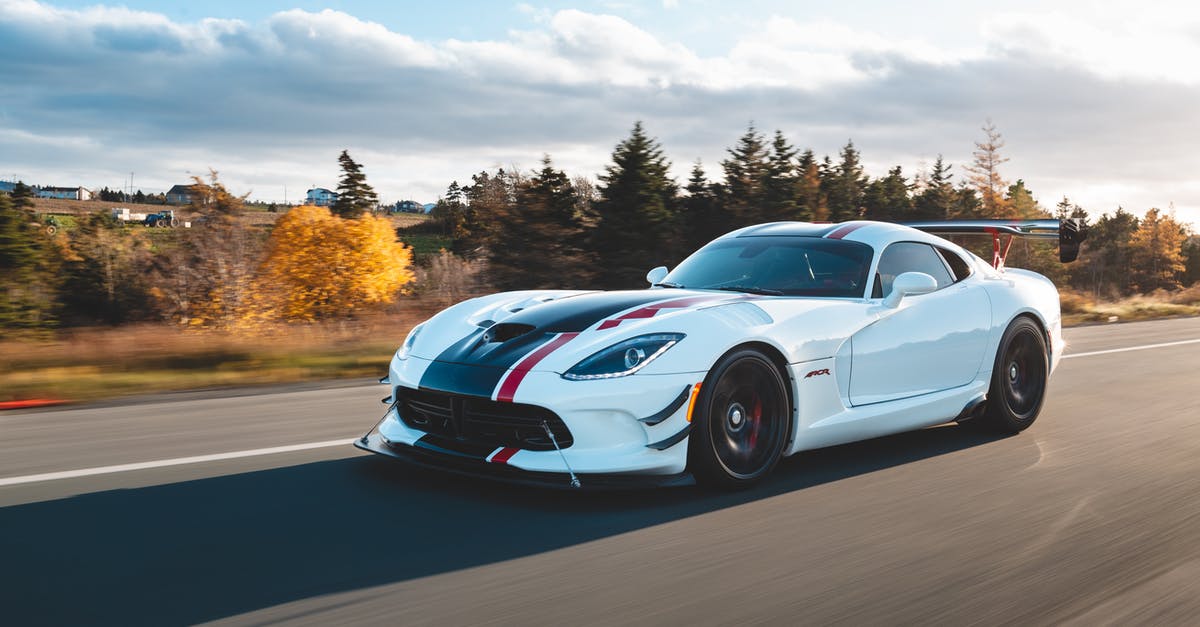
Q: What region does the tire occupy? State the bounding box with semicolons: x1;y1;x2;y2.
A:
689;349;790;489
980;317;1048;433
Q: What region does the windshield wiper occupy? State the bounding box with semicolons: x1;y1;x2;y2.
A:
713;285;784;296
652;281;685;288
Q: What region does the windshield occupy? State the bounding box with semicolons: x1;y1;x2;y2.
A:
663;236;873;298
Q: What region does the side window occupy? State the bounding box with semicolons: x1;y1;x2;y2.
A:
872;242;954;298
935;246;972;282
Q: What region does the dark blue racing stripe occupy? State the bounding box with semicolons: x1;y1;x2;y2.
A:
418;291;680;397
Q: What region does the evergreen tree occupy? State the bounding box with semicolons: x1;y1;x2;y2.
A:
1079;208;1139;298
681;160;724;251
330;150;379;219
763;130;799;221
592;122;678;288
825;140;868;221
1183;235;1200;287
0;192;55;330
488;156;592;290
794;150;826;221
862;166;911;220
11;181;35;210
912;155;956;220
721;125;769;226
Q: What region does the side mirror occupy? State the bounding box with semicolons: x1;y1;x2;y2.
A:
883;272;937;308
645;266;668;285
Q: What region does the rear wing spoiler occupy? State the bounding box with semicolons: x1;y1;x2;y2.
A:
901;219;1087;269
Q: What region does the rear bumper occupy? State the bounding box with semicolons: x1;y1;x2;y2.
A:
355;426;694;490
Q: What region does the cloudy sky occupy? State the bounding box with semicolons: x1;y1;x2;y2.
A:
2;0;1199;225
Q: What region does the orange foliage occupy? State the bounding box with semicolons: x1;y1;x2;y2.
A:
258;204;413;321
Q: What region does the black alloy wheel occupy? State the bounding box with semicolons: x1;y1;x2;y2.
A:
690;349;790;488
981;317;1049;433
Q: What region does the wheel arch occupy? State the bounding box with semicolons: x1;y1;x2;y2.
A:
715;340;796;443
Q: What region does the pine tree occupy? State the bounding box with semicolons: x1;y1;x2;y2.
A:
330;150;379;219
0;192;55;330
862;166;911;220
912;155;956;219
10;181;35;210
681;160;724;251
763;130;799;221
488;156;592;290
826;140;868;221
1080;208;1139;298
592;122;678;288
721;125;769;226
794;150;826;221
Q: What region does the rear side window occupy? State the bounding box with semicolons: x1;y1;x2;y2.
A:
935;246;972;282
873;242;954;298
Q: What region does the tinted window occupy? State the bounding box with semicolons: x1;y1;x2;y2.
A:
874;242;954;297
935;246;972;282
665;236;873;297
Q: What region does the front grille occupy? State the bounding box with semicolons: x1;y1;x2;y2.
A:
396;387;573;451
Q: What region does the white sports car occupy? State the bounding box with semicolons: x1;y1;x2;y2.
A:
357;219;1085;489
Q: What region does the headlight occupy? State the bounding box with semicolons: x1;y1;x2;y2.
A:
395;322;426;360
562;333;685;380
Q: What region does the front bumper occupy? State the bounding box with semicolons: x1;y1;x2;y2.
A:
355;426;694;490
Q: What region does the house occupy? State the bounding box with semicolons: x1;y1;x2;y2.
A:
0;181;14;194
36;186;92;200
165;184;200;205
306;187;338;206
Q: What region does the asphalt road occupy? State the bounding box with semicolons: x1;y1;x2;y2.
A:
3;317;1200;626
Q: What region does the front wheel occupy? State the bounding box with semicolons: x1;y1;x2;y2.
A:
689;349;790;489
980;317;1048;433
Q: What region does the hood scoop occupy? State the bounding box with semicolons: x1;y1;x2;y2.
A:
483;323;536;343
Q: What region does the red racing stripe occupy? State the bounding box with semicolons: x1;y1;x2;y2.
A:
495;332;579;402
825;222;870;239
597;295;735;330
489;447;520;464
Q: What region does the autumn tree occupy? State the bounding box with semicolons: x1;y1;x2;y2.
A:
330;150;379;219
258;204;413;321
487;156;592;290
592;122;678;288
157;173;261;327
965;120;1014;217
1129;208;1187;292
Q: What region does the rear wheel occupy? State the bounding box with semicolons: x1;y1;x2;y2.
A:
980;317;1048;433
689;349;790;489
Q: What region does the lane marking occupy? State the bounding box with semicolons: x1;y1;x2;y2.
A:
0;438;357;488
1063;338;1200;360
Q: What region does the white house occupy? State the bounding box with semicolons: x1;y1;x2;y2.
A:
306;187;338;206
36;186;92;200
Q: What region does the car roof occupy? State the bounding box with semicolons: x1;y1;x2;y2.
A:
725;220;950;250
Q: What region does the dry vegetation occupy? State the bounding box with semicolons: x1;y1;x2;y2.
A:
1060;286;1200;325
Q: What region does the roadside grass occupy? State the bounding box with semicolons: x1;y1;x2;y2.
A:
0;316;424;402
1060;286;1200;325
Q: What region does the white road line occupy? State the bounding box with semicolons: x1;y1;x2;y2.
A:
1063;338;1200;360
0;438;358;488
